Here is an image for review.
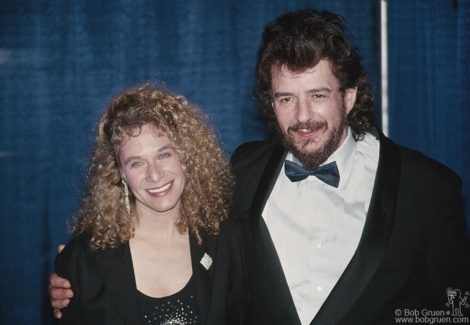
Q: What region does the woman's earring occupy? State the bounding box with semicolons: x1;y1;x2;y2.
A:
122;179;131;215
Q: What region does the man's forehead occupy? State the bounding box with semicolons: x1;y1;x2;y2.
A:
270;61;338;90
272;59;332;73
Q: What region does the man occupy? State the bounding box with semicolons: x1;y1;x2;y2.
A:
50;9;470;324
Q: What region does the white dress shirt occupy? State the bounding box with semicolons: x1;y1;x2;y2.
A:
263;128;379;324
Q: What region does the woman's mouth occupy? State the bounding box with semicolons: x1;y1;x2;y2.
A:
147;181;172;196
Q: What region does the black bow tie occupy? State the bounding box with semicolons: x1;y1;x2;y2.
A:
284;160;340;188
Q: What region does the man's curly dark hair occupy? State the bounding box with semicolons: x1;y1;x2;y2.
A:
254;9;374;140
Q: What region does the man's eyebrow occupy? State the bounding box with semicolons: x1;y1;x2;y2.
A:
273;87;332;98
307;87;332;94
274;92;293;98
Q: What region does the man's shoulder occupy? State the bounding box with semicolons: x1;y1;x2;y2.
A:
232;140;274;154
380;134;462;186
230;140;277;165
398;145;461;184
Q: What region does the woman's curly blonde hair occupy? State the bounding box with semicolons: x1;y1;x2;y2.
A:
71;83;234;250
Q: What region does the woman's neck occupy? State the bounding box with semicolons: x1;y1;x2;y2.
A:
133;204;184;242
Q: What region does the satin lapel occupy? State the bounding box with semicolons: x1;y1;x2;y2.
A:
312;129;401;325
190;233;217;324
246;146;301;324
94;243;142;324
249;145;286;223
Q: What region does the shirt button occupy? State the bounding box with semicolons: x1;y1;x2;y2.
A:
317;286;323;291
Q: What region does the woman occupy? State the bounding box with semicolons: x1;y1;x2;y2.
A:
54;84;247;324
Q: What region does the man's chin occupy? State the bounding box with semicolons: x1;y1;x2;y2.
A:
288;131;343;167
293;146;320;157
292;139;322;154
276;129;329;167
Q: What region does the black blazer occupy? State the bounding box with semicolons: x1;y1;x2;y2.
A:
230;128;470;325
55;220;247;325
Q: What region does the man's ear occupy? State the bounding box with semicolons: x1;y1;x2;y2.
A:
344;87;358;114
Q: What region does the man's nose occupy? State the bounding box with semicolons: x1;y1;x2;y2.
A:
294;98;314;122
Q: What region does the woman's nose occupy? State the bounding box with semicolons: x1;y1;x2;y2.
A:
146;164;164;182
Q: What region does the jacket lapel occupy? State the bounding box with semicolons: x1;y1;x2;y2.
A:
312;129;401;324
94;236;217;325
94;243;142;324
245;145;302;324
190;233;218;324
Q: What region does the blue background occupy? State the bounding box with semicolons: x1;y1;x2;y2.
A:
1;1;469;323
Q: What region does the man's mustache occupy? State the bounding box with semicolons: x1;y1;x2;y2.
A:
287;121;326;133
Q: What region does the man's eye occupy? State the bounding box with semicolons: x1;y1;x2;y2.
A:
279;97;292;103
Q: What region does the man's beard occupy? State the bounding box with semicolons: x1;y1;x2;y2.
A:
275;111;348;170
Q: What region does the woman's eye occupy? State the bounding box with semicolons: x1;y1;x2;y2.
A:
131;161;143;168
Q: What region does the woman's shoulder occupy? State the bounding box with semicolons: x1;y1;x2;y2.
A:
55;232;94;269
208;218;244;259
63;232;93;252
220;217;242;233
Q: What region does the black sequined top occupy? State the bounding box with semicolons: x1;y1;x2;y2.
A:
138;276;199;325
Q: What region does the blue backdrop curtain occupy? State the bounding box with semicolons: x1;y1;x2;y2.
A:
0;1;467;324
388;0;470;232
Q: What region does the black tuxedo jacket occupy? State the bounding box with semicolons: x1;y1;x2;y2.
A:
230;128;470;325
55;220;247;325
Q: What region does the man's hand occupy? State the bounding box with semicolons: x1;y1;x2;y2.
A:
49;244;73;319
